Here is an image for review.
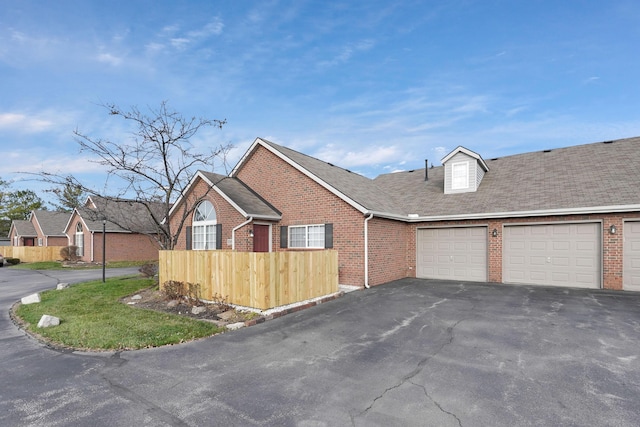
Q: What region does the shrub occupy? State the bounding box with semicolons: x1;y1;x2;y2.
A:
6;258;20;265
162;280;202;306
139;262;158;278
163;280;185;300
60;246;80;262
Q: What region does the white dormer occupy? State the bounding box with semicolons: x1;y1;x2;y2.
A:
441;146;489;194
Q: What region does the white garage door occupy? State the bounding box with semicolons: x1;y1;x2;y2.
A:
416;227;487;281
623;221;640;291
503;223;600;289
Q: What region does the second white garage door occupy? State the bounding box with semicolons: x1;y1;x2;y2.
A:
623;221;640;291
416;227;487;281
503;223;600;289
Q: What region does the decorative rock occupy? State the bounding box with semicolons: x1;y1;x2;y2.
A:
37;314;60;328
218;310;236;320
127;302;137;305
226;322;245;330
167;300;180;308
21;293;41;305
56;283;70;290
191;306;206;315
131;295;142;300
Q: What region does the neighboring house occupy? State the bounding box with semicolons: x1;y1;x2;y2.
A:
8;220;37;246
168;136;640;292
32;210;70;246
64;196;161;263
8;210;70;247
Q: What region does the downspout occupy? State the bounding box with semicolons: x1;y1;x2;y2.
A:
364;213;374;288
90;230;95;262
232;217;253;250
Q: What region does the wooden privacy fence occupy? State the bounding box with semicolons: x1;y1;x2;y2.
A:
158;250;339;310
2;246;66;263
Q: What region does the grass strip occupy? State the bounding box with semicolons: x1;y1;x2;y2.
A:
15;276;222;350
12;260;151;270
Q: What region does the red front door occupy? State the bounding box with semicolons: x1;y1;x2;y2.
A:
253;225;270;252
24;238;35;246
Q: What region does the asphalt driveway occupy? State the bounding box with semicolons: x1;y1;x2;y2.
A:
1;268;640;426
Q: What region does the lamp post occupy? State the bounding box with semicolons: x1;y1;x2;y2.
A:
102;219;106;283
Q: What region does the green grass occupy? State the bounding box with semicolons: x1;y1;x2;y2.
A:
12;261;65;270
12;260;152;270
15;276;223;350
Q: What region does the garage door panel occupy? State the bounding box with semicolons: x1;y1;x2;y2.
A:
530;256;546;265
531;241;546;250
504;223;600;289
417;227;487;281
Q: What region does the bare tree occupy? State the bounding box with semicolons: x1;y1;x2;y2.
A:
36;101;231;249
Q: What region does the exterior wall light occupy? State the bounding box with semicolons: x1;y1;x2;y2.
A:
249;229;254;238
492;228;498;237
609;224;617;235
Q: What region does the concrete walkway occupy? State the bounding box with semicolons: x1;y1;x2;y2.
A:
1;270;640;426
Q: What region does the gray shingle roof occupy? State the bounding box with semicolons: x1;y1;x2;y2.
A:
199;171;281;219
32;210;70;236
77;196;164;233
11;220;37;237
258;138;402;213
373;136;640;218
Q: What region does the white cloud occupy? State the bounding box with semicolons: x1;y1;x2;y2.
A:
319;39;376;67
96;52;123;66
0;112;53;132
188;19;224;38
312;143;400;168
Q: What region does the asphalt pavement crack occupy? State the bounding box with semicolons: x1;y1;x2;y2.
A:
355;317;466;422
411;380;463;427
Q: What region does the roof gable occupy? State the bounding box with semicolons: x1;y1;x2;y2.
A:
167;170;282;220
9;220;37;237
31;210;70;237
231;138;401;215
441;146;489;171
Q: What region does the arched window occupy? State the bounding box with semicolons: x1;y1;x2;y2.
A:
192;201;217;250
75;223;84;256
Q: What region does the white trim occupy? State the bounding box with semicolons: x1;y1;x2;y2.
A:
167;170;281;221
451;161;470;190
365;204;640;223
231;138;369;215
232;217;253;251
252;221;273;252
441;146;489;171
288;224;325;249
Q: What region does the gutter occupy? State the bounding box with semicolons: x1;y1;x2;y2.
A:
363;214;374;289
366;204;640;223
232;217;253;250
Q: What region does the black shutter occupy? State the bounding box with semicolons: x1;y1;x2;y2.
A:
324;223;333;248
186;226;192;250
280;226;288;248
216;224;223;249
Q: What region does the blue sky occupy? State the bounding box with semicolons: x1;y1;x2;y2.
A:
2;1;640;201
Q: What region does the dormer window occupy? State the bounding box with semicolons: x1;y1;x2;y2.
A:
441;146;489;194
451;162;469;190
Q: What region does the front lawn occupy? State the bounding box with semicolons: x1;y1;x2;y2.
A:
14;276;223;350
12;260;151;270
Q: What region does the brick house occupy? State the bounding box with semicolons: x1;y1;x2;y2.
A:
64;196;161;263
169;136;640;291
8;210;70;247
